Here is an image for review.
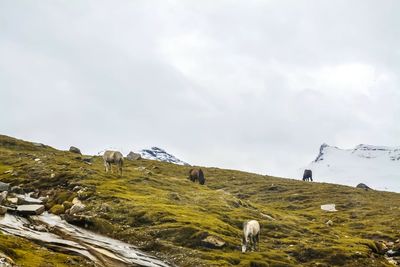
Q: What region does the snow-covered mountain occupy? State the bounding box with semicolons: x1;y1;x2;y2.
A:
139;147;189;166
304;143;400;192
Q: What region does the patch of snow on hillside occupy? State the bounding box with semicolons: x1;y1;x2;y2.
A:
139;147;189;166
304;144;400;193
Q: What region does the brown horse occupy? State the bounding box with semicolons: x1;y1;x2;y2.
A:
188;168;205;185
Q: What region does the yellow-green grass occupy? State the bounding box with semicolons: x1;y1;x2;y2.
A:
0;134;399;266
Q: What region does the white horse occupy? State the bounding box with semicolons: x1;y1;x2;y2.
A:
103;150;124;176
242;220;260;252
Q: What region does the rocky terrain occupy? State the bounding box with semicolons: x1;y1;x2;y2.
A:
0;134;400;266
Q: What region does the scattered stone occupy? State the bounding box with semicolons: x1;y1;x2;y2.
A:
326;220;334;226
201;235;226;249
321;204;337;212
127;151;141;160
0;191;7;205
0;206;7;215
72;186;83;192
374;241;389;254
10;186;24;194
356;183;371;190
16;204;45;215
15;194;42;204
69;146;82;154
50;173;56;178
77;188;94;200
34;158;41;162
135;167;146;171
69;203;86;215
3;170;12;174
38;196;49;203
72;197;81;205
7;197;18;205
387;249;400;257
0;182;10;192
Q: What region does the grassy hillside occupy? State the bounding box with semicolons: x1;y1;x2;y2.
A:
0;134;399;267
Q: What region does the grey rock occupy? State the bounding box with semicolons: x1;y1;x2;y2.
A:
16;204;45;215
69;146;82;155
0;191;7;205
69;203;86;215
201;235;226;249
126;151;141;160
10;186;24;194
356;183;371;190
0;182;10;192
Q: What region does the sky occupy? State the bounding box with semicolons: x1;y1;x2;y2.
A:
1;0;399;178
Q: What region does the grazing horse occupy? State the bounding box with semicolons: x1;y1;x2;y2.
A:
303;169;313;181
242;220;260;252
103;150;123;176
188;168;205;185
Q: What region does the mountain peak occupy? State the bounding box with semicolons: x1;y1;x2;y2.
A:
139;147;189;166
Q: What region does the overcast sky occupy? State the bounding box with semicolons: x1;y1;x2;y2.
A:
1;0;399;178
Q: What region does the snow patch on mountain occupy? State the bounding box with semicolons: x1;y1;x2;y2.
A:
139;147;189;166
304;144;400;192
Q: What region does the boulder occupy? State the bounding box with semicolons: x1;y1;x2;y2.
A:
0;182;10;192
69;146;82;155
15;194;42;205
326;220;334;226
356;183;371;190
0;191;7;205
16;204;45;215
10;186;24;194
69;203;86;215
321;204;337;212
201;235;226;249
126;151;141;160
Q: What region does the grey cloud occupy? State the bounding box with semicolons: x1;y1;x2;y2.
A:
0;0;399;178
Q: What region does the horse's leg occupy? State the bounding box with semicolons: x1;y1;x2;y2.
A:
104;161;109;173
119;163;122;176
255;233;260;251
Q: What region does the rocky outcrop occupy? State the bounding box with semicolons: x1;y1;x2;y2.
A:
16;204;45;215
69;146;82;155
126;151;141;160
0;182;10;192
356;183;371;190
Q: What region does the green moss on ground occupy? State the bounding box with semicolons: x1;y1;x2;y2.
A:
0;134;399;266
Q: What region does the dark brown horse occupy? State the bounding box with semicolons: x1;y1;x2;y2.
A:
303;169;313;181
188;168;205;185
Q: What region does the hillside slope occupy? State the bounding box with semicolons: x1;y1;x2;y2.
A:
0;135;399;266
305;144;400;192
